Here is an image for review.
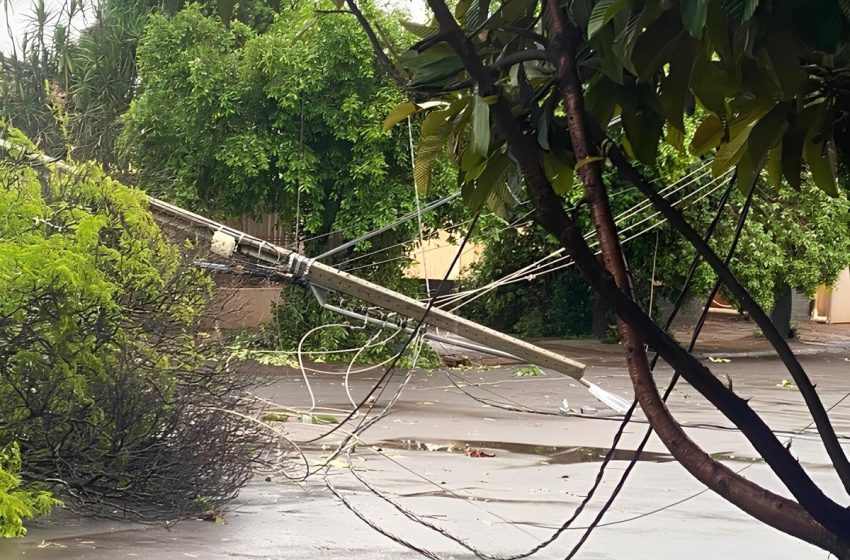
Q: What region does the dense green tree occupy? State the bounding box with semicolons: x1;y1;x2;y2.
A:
120;2;455;253
0;0;281;171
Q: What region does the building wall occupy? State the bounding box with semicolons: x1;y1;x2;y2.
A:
206;287;282;330
404;230;484;281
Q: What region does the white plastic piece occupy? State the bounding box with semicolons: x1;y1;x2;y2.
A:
210;231;237;258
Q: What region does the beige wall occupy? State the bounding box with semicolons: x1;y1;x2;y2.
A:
207;287;282;330
813;267;850;324
404;230;483;281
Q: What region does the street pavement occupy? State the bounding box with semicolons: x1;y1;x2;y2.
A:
2;317;850;559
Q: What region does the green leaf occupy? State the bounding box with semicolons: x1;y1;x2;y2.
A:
681;0;708;38
217;0;235;28
400;20;440;38
541;151;574;195
720;0;759;24
781;130;804;190
479;0;537;31
465;0;489;28
743;104;788;171
383;102;418;132
415;111;454;194
575;156;603;170
660;34;697;136
587;0;628;39
402;44;465;88
690;53;738;115
621;98;664;165
782;106;820;190
806;134;838;197
382;100;446;132
463;149;511;210
766;143;783;189
585;77;620;129
631;22;683;82
764;30;801;101
471;95;491;158
711;102;773;176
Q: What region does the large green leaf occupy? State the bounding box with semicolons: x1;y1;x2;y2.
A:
585;77;620;129
621;92;664;165
470;95;491;158
631;20;683;82
743;104;788;170
681;0;708;38
806;134;838;197
382;101;447;132
217;0;234;28
781;106;820;190
414;110;454;194
660;34;697;136
400;20;440;38
711;101;773;175
478;0;537;32
737;104;788;190
720;0;759;24
764;30;801;101
464;0;490;29
401;44;465;88
462;149;511;210
541;151;574;195
781;130;805;190
765;143;783;189
587;0;628;39
690;54;738;115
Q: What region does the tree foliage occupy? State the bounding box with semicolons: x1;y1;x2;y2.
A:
120;2;455;246
356;0;850;555
0;124;266;520
0;443;59;537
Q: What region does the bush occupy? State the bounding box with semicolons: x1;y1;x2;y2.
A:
0;443;60;537
0;126;267;521
460;225;593;338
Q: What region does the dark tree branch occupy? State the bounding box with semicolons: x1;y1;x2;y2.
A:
490;49;550;70
341;0;406;86
545;0;849;541
607;142;850;496
423;0;850;552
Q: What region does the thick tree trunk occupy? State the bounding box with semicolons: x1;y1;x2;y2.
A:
771;281;794;339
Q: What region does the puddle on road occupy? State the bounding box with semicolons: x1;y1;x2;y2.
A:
372;439;676;464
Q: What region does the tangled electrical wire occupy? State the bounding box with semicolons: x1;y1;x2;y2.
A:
233;165;849;560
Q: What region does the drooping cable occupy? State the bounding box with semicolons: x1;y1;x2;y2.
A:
408;115;432;297
298;211;481;445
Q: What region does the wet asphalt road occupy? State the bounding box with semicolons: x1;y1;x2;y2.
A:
3;350;850;560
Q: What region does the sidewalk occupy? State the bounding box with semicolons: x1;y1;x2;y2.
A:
517;314;850;367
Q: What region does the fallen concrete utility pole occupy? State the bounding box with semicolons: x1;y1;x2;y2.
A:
0;138;628;411
148;196;630;412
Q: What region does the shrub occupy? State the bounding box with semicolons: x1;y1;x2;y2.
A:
0;443;60;537
0;126;267;521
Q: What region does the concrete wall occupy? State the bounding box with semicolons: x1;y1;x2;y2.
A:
831;268;850;322
405;230;483;281
207;287;282;330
